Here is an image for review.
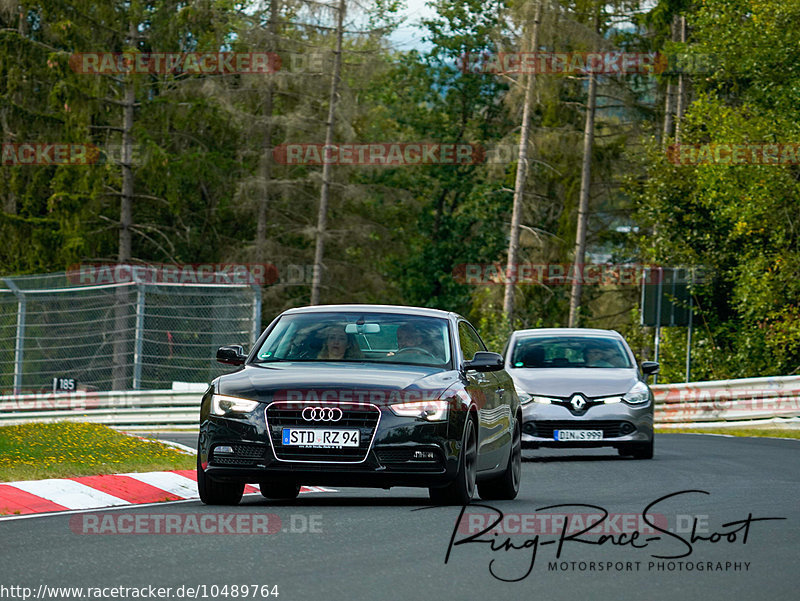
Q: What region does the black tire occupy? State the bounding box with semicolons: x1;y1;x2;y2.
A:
197;455;244;505
631;438;654;459
478;416;521;501
429;416;478;505
619;438;654;460
259;481;301;500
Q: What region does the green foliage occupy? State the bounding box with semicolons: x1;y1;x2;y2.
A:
2;0;798;382
0;422;194;483
628;0;800;378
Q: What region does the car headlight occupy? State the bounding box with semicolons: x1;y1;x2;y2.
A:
622;381;650;405
517;392;554;405
389;400;449;421
211;394;260;416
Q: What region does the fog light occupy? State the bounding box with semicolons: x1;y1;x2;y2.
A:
523;422;537;436
413;450;436;461
215;445;234;454
620;423;635;435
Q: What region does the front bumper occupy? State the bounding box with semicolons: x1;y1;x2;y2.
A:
198;408;462;488
521;400;653;448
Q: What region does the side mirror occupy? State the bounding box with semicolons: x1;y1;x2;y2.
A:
217;345;247;366
464;351;505;372
641;361;660;376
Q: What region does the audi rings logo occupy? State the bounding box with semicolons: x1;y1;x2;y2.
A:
302;406;344;422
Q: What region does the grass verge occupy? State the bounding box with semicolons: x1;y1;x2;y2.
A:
0;422;195;482
656;427;800;439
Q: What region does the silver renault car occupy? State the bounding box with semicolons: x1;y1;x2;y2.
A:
504;328;658;459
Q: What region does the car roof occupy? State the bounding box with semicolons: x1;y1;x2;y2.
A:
511;327;624;339
282;304;458;320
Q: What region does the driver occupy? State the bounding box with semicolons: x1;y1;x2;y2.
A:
397;323;425;350
388;323;436;359
583;346;614;367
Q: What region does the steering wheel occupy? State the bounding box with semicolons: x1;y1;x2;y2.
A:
394;347;438;360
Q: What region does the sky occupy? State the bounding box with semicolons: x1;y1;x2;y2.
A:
387;0;437;52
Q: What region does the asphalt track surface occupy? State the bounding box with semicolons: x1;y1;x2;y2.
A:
1;433;798;601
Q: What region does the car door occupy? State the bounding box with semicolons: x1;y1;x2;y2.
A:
458;320;504;471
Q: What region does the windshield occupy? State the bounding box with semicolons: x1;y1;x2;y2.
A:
253;312;452;368
510;336;633;369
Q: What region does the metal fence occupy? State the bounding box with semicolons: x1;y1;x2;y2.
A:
2;376;798;430
0;270;261;393
652;375;800;426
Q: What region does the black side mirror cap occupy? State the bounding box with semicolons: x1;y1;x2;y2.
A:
217;345;247;366
641;361;660;376
464;351;505;372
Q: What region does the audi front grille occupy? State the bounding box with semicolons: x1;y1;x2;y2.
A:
210;443;267;466
265;401;381;463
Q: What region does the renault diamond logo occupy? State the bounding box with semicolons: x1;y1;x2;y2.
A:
570;394;586;411
302;406;343;422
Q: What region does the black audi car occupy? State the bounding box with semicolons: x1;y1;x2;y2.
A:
197;304;521;505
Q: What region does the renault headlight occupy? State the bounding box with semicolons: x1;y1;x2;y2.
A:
520;393;554;404
622;381;650;405
211;394;260;416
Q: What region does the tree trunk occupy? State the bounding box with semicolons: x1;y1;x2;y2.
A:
112;21;137;390
674;15;687;143
310;0;345;305
119;45;135;262
256;0;279;263
567;72;597;328
662;15;679;145
567;10;600;328
502;0;542;324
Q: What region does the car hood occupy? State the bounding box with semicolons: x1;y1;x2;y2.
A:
215;362;459;402
509;367;639;398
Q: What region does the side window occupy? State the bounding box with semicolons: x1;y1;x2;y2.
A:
458;321;486;361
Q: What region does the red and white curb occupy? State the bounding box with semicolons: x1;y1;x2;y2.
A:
0;470;335;517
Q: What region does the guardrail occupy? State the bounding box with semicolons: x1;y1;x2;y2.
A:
652;375;800;426
0;389;205;428
1;375;799;429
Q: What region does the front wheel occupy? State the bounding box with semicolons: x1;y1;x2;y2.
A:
197;455;244;505
429;417;477;505
631;438;654;459
618;438;654;460
478;417;521;500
